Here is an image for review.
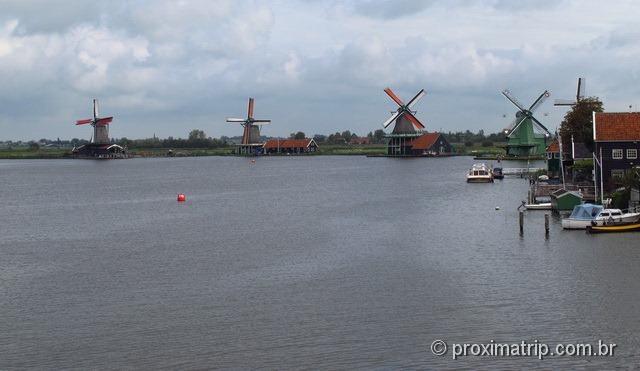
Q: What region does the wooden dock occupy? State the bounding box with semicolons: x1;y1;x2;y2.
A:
532;183;596;202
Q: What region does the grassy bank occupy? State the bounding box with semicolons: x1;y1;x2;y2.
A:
0;143;505;159
0;148;70;159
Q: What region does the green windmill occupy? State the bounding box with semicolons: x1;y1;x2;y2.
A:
501;89;552;157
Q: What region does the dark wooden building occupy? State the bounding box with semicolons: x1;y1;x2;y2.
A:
545;139;561;177
593;112;640;191
263;138;319;154
387;132;452;156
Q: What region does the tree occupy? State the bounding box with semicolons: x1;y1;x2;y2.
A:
559;97;604;152
373;129;385;143
188;129;207;141
290;131;306;139
313;134;327;143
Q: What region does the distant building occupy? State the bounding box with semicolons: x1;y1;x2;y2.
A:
263;138;319;154
593;112;640;190
387;132;452;156
350;137;371;145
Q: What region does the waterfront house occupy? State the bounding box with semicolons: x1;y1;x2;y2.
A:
546;139;561;177
593;112;640;190
263;138;319;154
387;132;452;156
409;132;452;156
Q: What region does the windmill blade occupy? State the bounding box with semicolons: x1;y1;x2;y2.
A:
554;99;576;107
252;119;271;124
577;77;585;101
76;119;92;125
93;99;99;120
506;116;528;138
404;111;425;129
384;87;405;107
382;110;401;128
501;89;526;112
95;117;113;126
247;98;254;119
406;89;426;109
530;116;551;136
503;117;520;134
529;90;550;112
226;118;246;123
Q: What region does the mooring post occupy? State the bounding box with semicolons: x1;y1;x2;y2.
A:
519;211;524;234
545;214;550;236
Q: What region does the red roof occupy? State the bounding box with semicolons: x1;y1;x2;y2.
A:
263;138;316;149
408;133;441;150
595;112;640;141
546;139;559;152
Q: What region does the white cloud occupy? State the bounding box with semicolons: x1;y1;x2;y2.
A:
1;0;640;140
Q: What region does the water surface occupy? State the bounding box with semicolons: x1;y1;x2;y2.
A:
1;156;639;369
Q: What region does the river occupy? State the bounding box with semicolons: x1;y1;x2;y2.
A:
1;156;638;369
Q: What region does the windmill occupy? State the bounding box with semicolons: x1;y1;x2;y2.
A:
381;87;426;134
501;89;552;157
226;98;270;155
554;78;586;107
72;99;126;158
75;99;113;144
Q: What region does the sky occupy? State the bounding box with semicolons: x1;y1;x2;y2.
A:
1;0;640;141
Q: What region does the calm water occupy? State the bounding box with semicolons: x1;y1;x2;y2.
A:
1;156;639;369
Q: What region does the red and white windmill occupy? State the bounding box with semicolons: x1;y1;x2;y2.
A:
226;98;271;145
381;87;426;133
75;99;113;144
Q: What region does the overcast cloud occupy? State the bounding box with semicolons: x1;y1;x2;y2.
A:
1;0;640;140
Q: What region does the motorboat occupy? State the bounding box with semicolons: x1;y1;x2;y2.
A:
466;163;493;183
562;204;640;229
493;166;504;179
524;202;552;210
587;222;640;234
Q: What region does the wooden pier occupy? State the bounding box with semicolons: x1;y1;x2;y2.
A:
532;183;596;202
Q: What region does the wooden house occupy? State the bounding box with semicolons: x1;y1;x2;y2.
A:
263;138;319;154
593;112;640;191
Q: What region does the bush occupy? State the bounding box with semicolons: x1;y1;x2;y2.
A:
481;141;493;147
464;141;474;147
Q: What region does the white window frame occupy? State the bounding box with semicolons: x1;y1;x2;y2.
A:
612;149;623;160
627;148;638;159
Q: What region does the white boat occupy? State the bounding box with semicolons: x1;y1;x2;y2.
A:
562;204;640;229
524;202;552;210
466;163;493;183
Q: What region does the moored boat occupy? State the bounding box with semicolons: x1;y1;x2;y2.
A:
493;166;504;179
466;163;493;183
562;204;640;229
587;222;640;234
524;202;552;210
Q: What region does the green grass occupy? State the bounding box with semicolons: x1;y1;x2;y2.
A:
316;144;386;156
0;148;70;159
130;147;236;157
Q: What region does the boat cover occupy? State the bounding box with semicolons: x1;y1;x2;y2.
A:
568;203;603;220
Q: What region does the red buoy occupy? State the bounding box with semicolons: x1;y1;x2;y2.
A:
177;193;186;202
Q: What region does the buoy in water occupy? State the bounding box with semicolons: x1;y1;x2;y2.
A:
495;206;500;210
177;193;186;202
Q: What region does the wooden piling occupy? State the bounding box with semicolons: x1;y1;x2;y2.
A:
545;214;550;236
519;211;524;234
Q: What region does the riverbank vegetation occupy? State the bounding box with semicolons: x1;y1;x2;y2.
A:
1;128;511;159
